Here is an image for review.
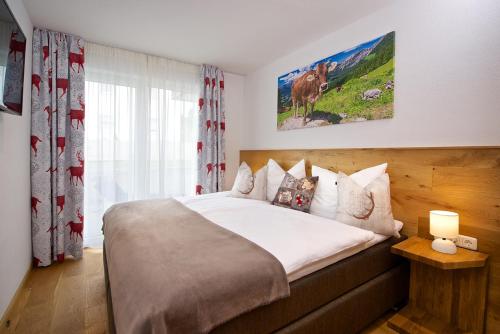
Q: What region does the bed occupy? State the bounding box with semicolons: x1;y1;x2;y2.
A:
103;192;409;334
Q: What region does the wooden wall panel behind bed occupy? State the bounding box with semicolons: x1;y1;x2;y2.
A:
240;147;500;333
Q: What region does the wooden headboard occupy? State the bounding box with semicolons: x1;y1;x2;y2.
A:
240;146;500;332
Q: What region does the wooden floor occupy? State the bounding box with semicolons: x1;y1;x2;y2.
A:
1;249;107;334
1;249;396;334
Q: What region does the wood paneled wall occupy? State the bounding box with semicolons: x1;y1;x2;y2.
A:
240;147;500;333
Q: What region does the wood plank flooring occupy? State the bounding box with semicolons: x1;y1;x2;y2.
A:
1;248;396;334
1;249;106;334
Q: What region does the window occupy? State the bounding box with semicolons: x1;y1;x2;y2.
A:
84;43;199;247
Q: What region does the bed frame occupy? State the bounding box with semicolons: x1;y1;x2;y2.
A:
104;236;409;333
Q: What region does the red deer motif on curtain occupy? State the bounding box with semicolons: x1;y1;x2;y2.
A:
69;39;85;73
31;28;85;267
69;95;85;129
196;65;225;194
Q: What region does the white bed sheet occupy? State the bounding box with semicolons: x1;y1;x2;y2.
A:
289;219;404;281
177;192;400;282
287;233;387;281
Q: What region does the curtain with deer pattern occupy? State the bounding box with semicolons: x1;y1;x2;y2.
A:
31;28;85;267
196;65;225;195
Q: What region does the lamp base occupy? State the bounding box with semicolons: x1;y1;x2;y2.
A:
431;238;457;254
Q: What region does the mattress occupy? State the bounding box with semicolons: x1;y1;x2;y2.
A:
287;231;398;282
177;192;403;282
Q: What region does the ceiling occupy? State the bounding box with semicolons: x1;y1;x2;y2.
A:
22;0;395;75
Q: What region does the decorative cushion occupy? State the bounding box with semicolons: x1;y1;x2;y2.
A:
309;163;387;220
272;173;318;212
266;159;306;202
231;162;267;200
336;172;398;237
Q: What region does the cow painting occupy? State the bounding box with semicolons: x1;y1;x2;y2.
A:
291;62;336;125
277;31;395;130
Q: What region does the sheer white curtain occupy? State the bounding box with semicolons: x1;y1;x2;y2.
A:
84;43;199;246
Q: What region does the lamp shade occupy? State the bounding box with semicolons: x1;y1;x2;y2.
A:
430;210;459;239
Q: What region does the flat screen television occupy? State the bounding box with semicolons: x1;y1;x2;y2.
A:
0;0;26;116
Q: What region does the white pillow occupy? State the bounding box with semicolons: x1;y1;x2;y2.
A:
310;166;338;219
266;159;306;202
336;172;398;237
231;162;267;200
309;163;387;219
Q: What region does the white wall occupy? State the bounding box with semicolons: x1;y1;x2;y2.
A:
223;72;245;189
0;0;33;319
242;0;500;149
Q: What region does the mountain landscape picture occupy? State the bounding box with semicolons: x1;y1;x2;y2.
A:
277;31;395;130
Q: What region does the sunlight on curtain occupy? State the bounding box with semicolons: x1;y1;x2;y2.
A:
84;43;199;247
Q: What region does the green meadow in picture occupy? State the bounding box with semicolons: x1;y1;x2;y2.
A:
277;31;395;131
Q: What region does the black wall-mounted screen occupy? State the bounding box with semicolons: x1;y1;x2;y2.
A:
0;0;26;116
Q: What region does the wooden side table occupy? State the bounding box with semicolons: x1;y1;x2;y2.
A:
387;236;489;334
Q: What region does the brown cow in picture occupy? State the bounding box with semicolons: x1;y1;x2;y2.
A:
291;62;337;125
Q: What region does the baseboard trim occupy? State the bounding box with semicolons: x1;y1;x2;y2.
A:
0;266;32;332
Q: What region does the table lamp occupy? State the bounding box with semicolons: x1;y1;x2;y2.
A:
429;210;459;254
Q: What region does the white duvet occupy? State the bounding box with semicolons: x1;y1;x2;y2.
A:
177;192;377;281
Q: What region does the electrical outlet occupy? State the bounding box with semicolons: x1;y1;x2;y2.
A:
456;235;477;250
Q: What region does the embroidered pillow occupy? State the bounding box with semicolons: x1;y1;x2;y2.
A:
230;162;267;200
272;173;318;212
336;172;398;237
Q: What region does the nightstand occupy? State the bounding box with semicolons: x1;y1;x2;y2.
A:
387;236;489;334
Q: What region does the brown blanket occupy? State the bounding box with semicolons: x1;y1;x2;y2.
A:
103;198;290;334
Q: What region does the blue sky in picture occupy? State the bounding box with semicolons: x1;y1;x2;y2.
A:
277;33;385;89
